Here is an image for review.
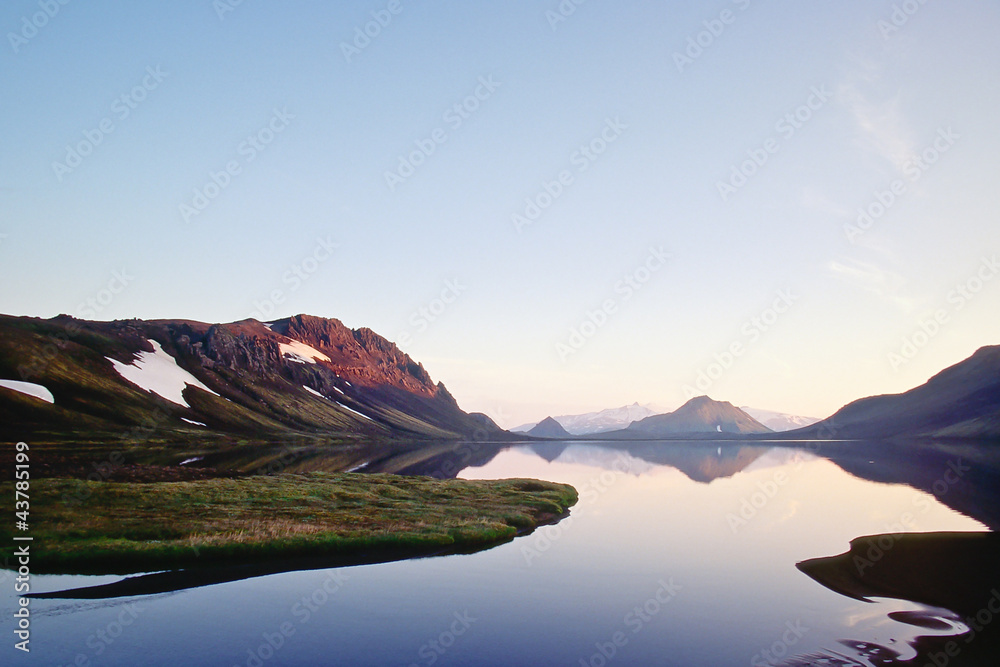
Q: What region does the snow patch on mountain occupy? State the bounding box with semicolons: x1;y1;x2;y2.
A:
280;339;331;364
336;401;373;421
0;379;54;404
303;385;326;399
107;340;219;408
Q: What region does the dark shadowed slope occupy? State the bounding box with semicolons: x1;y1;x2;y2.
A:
789;345;1000;441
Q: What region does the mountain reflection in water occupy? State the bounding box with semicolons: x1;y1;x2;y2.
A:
16;438;1000;667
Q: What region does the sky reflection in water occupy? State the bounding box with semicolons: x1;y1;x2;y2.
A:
4;441;991;667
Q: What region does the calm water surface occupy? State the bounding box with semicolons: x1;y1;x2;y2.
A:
3;440;997;666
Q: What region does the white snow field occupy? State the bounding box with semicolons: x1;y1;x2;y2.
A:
280;339;332;364
106;340;219;408
0;380;55;404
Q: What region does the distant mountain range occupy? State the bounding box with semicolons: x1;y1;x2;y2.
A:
0;314;503;443
518;397;774;440
515;403;817;435
513;403;658;435
789;344;1000;441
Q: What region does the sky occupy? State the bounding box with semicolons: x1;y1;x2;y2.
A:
1;1;998;428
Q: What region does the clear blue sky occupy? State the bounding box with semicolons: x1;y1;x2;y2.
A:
2;1;998;427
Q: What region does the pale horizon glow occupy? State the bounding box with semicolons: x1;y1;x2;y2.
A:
2;3;998;428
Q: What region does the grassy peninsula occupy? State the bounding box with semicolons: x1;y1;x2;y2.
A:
1;473;577;575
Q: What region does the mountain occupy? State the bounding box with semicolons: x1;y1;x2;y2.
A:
622;396;772;437
468;412;505;436
740;407;820;432
527;416;572;438
0;313;508;443
792;345;1000;440
513;402;659;435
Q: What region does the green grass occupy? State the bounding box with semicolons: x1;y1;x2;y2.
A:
0;473;577;574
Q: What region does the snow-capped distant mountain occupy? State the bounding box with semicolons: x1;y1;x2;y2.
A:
513;402;659;435
740;407;821;432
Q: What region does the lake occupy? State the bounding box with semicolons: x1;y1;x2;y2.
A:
4;439;999;666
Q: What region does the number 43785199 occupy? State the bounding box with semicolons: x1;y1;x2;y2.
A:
15;441;29;521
